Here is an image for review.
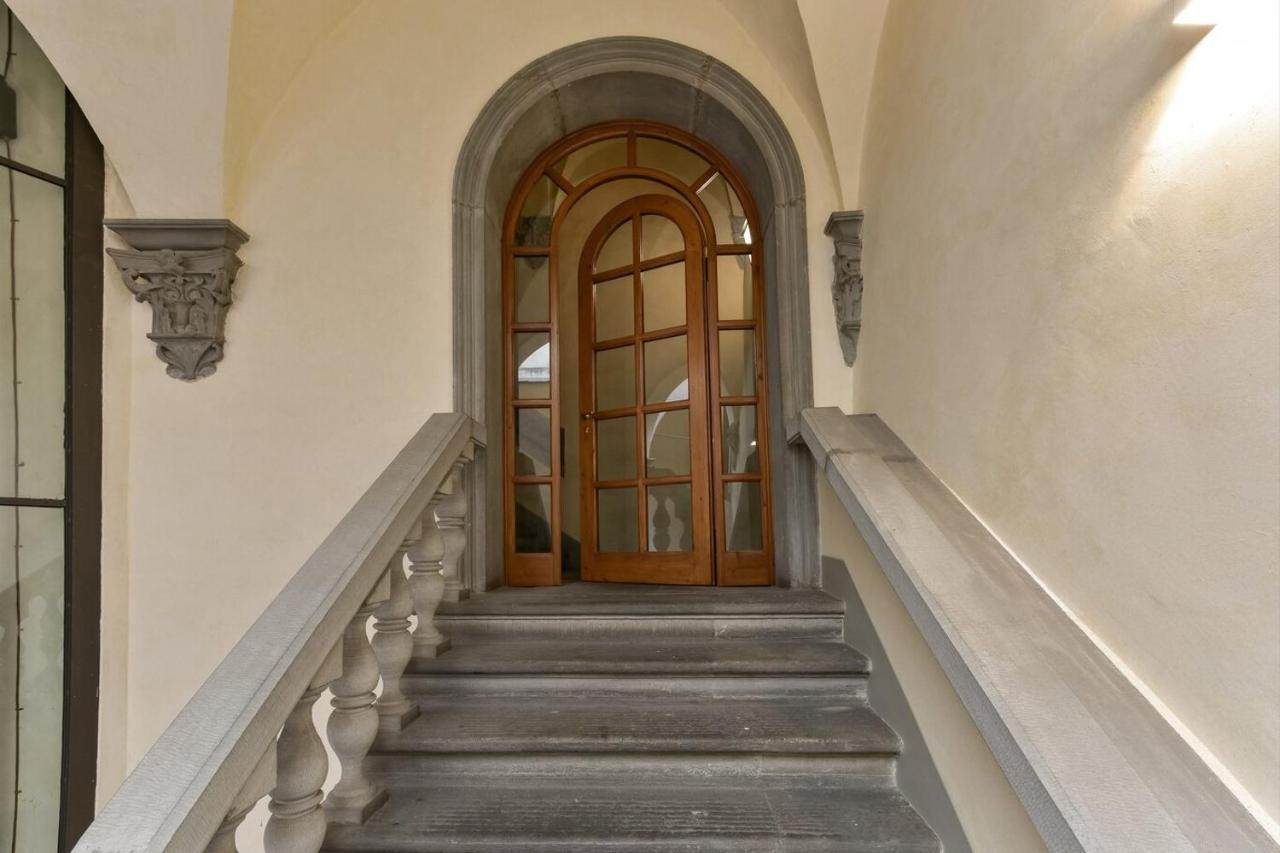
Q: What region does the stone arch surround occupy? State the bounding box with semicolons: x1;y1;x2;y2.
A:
453;36;817;589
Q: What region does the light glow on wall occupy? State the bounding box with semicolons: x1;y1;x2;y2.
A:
1173;0;1220;26
1151;0;1278;155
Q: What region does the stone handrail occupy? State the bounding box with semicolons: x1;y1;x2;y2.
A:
801;407;1278;853
74;412;483;853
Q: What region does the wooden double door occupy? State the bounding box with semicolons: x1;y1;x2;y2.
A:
578;195;766;585
502;121;773;587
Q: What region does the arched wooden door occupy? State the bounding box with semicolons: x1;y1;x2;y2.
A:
578;196;714;584
502;121;774;587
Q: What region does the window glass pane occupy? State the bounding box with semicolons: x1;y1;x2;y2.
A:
648;484;693;552
514;256;549;323
646;409;690;477
640;214;683;259
635;137;709;185
596;415;636;482
641;261;685;331
698;173;750;245
644;335;688;404
595;220;632;271
716;254;754;321
514;408;552;476
515;176;563;246
718;330;755;398
594;274;633;341
514;485;553;553
724;481;764;552
595;345;635;411
0;168;64;499
597;488;638;552
721;406;760;474
514;332;551;400
0;506;64;849
556;137;627;185
0;14;65;177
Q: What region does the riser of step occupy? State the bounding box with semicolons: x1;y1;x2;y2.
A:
435;614;845;640
364;752;899;787
402;673;868;700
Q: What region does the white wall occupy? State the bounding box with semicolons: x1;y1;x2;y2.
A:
853;0;1280;821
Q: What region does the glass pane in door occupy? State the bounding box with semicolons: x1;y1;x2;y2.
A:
596;415;637;481
644;335;689;404
645;409;690;476
594;274;633;341
598;488;639;552
648;484;693;552
641;262;685;331
724;481;763;551
515;408;552;476
595;346;635;411
514;485;553;553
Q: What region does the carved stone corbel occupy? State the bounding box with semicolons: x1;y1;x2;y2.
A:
824;210;864;366
105;219;250;381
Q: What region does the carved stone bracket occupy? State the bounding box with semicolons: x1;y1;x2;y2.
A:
105;219;250;381
824;210;864;366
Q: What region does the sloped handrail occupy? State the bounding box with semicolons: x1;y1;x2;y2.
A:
801;406;1278;853
74;412;482;852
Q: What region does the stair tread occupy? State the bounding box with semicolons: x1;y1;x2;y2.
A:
407;639;869;676
323;779;939;852
438;582;845;617
375;695;900;755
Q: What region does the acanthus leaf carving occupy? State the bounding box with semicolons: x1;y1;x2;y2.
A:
105;220;249;381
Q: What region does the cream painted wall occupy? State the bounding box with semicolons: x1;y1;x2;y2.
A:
855;0;1280;821
819;481;1046;852
8;0;234;216
108;0;850;767
96;161;136;805
796;0;889;206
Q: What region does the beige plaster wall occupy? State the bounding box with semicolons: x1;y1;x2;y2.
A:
110;0;849;769
818;480;1047;852
8;0;234;216
96;160;136;805
854;0;1280;821
796;0;889;206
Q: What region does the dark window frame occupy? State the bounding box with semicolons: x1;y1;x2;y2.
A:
58;94;102;852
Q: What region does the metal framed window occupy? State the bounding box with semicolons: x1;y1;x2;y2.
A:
0;6;103;851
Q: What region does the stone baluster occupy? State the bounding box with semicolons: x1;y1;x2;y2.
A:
437;458;471;603
324;573;391;824
205;742;276;853
405;500;451;658
372;549;419;732
264;643;342;853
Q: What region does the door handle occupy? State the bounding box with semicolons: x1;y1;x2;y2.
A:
582;412;594;421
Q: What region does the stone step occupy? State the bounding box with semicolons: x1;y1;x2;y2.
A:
436;584;846;641
364;752;899;788
322;775;940;853
373;695;901;757
403;639;869;698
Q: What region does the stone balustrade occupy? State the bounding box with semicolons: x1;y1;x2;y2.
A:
73;413;481;853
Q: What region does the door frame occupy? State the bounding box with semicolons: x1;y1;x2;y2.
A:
500;120;775;586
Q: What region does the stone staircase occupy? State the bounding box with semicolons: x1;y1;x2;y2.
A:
323;583;940;852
